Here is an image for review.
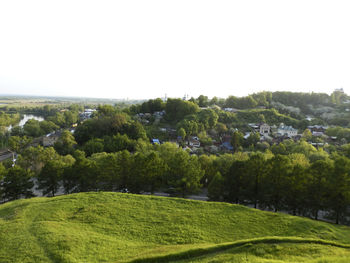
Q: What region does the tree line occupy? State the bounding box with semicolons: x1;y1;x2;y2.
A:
1;140;350;224
208;152;350;224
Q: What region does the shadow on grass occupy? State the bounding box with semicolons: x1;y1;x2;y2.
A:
127;236;350;263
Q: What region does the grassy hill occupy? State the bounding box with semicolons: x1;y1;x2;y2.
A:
1;192;350;262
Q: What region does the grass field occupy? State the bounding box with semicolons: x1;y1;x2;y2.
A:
0;192;350;262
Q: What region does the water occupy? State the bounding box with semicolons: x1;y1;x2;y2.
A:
7;114;44;131
18;114;44;127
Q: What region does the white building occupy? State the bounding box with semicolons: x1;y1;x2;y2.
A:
259;123;271;135
277;123;298;137
223;108;239;112
248;123;271;135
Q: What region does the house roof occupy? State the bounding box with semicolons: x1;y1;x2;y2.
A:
221;141;233;150
278;126;297;131
151;139;160;144
307;125;328;129
244;132;251;139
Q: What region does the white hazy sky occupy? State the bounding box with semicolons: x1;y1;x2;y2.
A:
0;1;350;99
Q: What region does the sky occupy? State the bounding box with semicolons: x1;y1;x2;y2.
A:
0;1;350;100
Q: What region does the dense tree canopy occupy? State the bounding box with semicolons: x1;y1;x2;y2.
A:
165;98;199;122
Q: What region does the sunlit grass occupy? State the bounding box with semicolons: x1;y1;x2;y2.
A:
175;242;350;263
1;192;350;262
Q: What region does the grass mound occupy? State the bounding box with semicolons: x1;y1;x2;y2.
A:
175;241;350;263
1;192;350;262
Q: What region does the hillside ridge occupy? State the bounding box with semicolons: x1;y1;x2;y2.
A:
1;192;350;262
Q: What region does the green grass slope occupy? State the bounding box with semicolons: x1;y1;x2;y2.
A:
0;192;350;263
176;242;350;263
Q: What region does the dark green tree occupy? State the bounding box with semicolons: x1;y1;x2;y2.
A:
326;155;350;224
37;160;68;196
262;155;292;212
306;159;332;220
165;98;199;121
23;119;42;137
245;153;266;208
1;166;34;201
208;172;224;201
197;95;209;107
82;138;104;156
245;132;260;148
224;160;247;204
231;131;244;152
54;130;77;155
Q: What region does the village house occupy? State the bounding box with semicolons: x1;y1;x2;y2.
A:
153;110;165;117
151;138;160;145
205;145;219;153
152;111;165;124
248;123;259;132
248;123;271;135
221;141;233;151
277;123;298;137
220;135;233;151
244;132;251;139
259;123;271;135
223;108;239;113
188;136;200;148
42;131;61;147
307;125;328;136
80;109;96;120
166;128;177;139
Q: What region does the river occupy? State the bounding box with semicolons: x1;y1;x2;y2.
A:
7;114;44;131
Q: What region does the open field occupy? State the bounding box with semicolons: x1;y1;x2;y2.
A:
1;192;350;262
0;95;140;108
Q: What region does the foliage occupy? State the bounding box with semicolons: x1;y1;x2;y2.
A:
130;98;165;114
271;91;332;115
165;98;199;122
37;158;74;196
244;132;260;147
54;130;77;155
82;138;105;156
237;108;299;126
103;133;137;153
230;131;244;151
0;112;20;127
1;166;34;201
8;136;32;153
225;95;258;109
16;146;62;175
326;127;350;142
74;112;146;144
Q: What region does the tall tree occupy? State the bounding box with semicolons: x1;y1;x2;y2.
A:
245;153;267;208
326;155;350;224
165;98;199;121
54;130;77;155
306;159;332;220
37;156;74;197
1;166;34;201
262;155;292;212
231;131;244;152
8;136;32;153
208;172;224;201
90;152;121;191
0;163;5;200
284;162;308;215
224;160;247;204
